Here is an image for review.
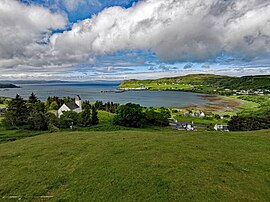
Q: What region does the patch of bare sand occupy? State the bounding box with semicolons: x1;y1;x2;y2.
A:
182;95;243;112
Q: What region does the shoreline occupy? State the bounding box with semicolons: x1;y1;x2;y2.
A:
183;95;244;112
118;88;243;112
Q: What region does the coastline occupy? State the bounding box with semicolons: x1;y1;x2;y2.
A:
118;87;244;112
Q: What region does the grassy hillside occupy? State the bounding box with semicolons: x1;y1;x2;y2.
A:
0;129;269;201
0;127;46;143
120;74;270;93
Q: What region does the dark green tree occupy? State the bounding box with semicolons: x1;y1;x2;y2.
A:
60;116;74;129
34;102;46;113
82;101;91;110
49;101;59;110
60;111;79;127
91;106;99;125
94;101;104;110
46;112;60;128
27;111;48;131
113;103;145;128
79;104;91;127
228;110;270;131
3;94;29;127
28;92;39;104
145;108;170;126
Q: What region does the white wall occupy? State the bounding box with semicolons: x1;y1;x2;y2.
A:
58;104;71;118
73;107;82;114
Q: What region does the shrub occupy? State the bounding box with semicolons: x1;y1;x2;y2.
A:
228;110;270;131
60;117;74;129
3;94;29;127
48;123;60;133
60;111;79;128
49;101;59;110
78;105;91;127
27;112;48;131
46;112;60;128
145;108;170;126
113;103;145;128
91;106;99;125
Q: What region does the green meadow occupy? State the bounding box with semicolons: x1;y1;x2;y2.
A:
120;74;270;92
0;128;269;201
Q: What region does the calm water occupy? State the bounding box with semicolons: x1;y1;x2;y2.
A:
0;83;209;108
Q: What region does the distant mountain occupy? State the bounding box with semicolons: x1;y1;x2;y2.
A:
0;84;20;88
0;80;70;85
0;80;121;85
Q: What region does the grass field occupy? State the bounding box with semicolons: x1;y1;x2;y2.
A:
0;104;6;108
0;129;269;201
174;116;227;126
120;74;270;92
0;126;47;143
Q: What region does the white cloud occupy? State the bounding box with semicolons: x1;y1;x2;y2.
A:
0;0;270;79
63;0;84;11
0;0;67;68
51;0;270;63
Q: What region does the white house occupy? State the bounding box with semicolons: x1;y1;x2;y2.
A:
214;124;229;132
170;122;195;131
200;112;205;117
219;114;224;119
185;111;205;118
58;95;82;118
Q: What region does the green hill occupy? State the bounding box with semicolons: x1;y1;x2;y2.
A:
120;74;270;93
0;129;269;201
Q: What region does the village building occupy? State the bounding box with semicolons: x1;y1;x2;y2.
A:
58;95;82;118
214;124;229;132
170;121;195;131
219;114;224;119
184;111;205;118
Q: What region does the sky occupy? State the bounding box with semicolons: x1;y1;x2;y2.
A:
0;0;270;80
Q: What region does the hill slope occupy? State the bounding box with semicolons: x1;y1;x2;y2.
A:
0;130;269;201
120;74;270;93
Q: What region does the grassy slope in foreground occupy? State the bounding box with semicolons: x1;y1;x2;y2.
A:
0;130;269;201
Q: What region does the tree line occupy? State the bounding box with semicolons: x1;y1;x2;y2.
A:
2;93;171;131
228;110;270;131
3;93;99;131
93;101;120;113
113;103;171;128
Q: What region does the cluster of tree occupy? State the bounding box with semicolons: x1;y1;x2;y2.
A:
3;93;47;130
3;93;99;131
0;97;9;106
58;103;99;129
228;110;270;131
46;96;75;110
113;103;170;128
94;101;120;113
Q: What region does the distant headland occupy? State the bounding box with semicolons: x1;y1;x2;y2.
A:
0;84;20;89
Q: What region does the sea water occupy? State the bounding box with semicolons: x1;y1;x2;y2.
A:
0;82;209;108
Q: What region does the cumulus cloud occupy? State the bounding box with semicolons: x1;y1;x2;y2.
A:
94;66;134;73
63;0;84;11
201;64;211;69
1;0;270;78
0;0;67;68
50;0;270;64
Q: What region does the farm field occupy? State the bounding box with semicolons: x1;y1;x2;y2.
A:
0;129;269;201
